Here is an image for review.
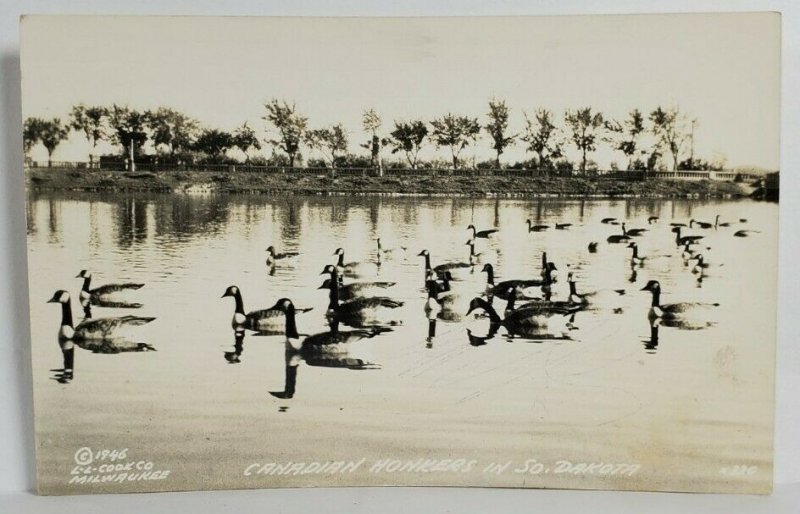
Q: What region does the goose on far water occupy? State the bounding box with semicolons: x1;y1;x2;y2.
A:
673;226;704;246
648;216;660;224
319;266;396;301
222;285;312;333
566;272;625;307
48;290;154;341
601;217;619;225
734;229;759;238
265;246;299;266
714;215;731;228
640;280;718;324
690;219;713;229
623;223;647;237
525;219;549;232
320;277;404;327
467;224;498;239
555;223;572;230
333;248;377;277
418;249;472;281
481;263;543;301
627;242;646;266
607;224;631;244
76;270;144;307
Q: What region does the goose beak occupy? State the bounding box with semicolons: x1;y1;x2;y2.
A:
417;251;426;256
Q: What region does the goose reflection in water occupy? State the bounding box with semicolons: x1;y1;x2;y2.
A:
224;332;246;363
50;339;75;383
643;323;660;353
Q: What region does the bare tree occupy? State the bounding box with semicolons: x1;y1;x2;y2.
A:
485;98;516;167
649;106;690;171
430;113;481;169
521;109;563;170
262;99;308;168
564;107;605;174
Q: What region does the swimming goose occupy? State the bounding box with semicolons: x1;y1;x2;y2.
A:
320;278;404;327
640;280;719;324
690;219;713;229
588;242;599;253
465;239;497;265
555;223;572;230
714;215;731;228
648;216;660;224
320;265;396;300
424;280;444;319
468;224;499;239
690;254;711;274
566;273;625;307
333;248;378;277
734;230;759;237
376;238;406;261
670;222;688;228
266;246;299;266
466;297;580;336
607;224;631;244
673;226;704;246
627;242;646;266
76;270;144;308
525;219;549;232
601;217;619;225
623;223;647;237
680;242;696;260
481;263;543;300
222;285;312;334
48;290;155;342
418;249;473;281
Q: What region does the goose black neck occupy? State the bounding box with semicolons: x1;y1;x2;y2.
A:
423;253;431;272
481;299;503;324
337;252;344;267
233;291;245;315
650;289;661;308
284;305;299;339
81;276;91;292
484;265;494;285
427;319;436;338
505;293;516;312
541;252;547;269
61;299;74;328
569;280;577;296
631;245;639;259
328;279;340;310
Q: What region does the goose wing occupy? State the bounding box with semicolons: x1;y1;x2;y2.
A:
477;229;499;238
275;251;299;259
433;262;472;274
91;283;144;296
662;302;719;315
514;300;582;316
345;297;404;310
491;279;543;299
76;316;155;339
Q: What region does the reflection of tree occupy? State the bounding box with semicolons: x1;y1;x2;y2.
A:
47;199;61;244
114;197;148;248
25;198;36;236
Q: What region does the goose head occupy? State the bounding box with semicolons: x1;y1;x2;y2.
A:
627;242;637;249
567;272;575;283
466;297;491;316
467;224;476;231
332;248;344;256
221;285;240;298
75;270;91;279
417;249;430;257
481;263;493;273
265;246;276;254
269;298;295;314
47;290;71;304
321;264;336;275
640;280;661;293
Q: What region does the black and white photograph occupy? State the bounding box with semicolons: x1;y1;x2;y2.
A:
19;13;780;496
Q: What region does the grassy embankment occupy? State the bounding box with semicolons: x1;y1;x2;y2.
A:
27;168;749;198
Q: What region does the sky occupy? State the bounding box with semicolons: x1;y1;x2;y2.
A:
20;13;781;169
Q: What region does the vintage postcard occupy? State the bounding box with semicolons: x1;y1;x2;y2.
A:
20;14;780;495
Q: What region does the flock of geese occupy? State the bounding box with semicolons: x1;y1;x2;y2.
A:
46;210;759;385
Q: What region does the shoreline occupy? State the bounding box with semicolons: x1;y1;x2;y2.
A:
27;168;753;199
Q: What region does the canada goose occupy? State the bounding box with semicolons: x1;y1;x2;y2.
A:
418;249;472;281
648;216;660;224
222;285;312;334
601;217;619;225
333;247;378;278
465;239;497;265
588;242;599;253
714;215;731;228
481;263;543;300
265;246;299;266
690;219;713;229
566;272;625;307
318;277;396;302
555;223;572;230
607;224;631;244
467;224;499;239
525;219;549;232
670;222;688;228
75;270;143;308
466;297;580;336
640;280;719;325
320;278;404;327
623;223;647;237
673;226;704;246
734;230;759;237
48;290;154;343
627;242;646;265
376;238;406;260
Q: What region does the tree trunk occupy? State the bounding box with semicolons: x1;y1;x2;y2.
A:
581;146;587;174
47;151;52;167
129;142;136;172
496;151;501;169
289;153;296;168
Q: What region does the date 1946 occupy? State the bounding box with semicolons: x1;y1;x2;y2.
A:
719;465;758;476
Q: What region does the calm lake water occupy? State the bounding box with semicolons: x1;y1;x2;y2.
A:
26;191;778;494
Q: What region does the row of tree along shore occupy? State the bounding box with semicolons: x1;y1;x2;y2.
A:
23;99;733;175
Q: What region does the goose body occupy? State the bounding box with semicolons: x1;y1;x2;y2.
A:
566;273;625;307
588;242;599;253
418;249;473;281
468;224;499;239
333;248;378;278
466;297;579;337
525;219;549;232
48;290;155;343
673;226;704;246
690;219;713;229
481;263;542;300
376;238;406;261
465;239;497;265
714;215;730;228
222;285;311;333
624;223;647;237
555;223;572;230
734;230;759;237
266;246;299;266
321;278;404;327
601;217;619;225
648;216;659;224
640;280;718;326
76;270;144;308
628;242;646;265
